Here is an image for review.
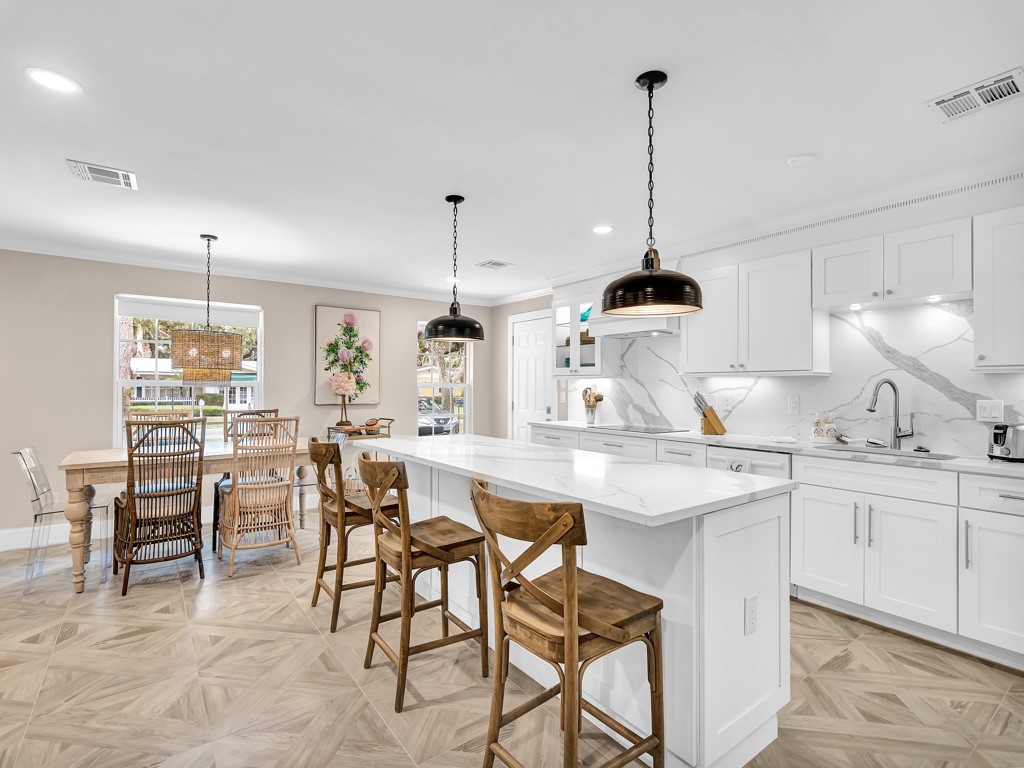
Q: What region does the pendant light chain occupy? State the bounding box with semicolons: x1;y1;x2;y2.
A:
451;199;459;304
205;236;212;330
646;83;656;249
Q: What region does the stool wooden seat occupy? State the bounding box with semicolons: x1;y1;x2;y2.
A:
308;438;400;633
470;478;665;768
359;451;488;713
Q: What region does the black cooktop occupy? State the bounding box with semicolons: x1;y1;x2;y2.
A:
588;425;688;434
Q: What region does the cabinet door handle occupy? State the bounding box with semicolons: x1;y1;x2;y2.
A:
729;363;736;369
541;435;560;441
665;449;693;456
977;355;986;361
602;442;623;448
998;493;1024;501
886;289;893;295
853;502;859;544
867;504;874;547
964;520;971;570
872;291;879;297
738;363;746;368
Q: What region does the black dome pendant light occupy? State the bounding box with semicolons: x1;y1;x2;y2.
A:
601;71;703;316
423;195;485;342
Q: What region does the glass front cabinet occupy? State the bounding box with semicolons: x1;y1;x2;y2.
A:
554;297;606;376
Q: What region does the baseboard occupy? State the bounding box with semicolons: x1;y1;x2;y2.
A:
0;504;230;553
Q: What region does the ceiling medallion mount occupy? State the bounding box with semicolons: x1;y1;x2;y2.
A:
601;70;703;317
634;70;668;91
423;194;485;343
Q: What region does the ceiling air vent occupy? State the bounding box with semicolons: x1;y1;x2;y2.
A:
475;259;513;270
67;159;139;190
928;67;1023;124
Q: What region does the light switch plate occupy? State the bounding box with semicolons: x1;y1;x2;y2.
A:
977;400;1004;422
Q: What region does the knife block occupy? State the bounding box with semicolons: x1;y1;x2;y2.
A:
700;406;727;435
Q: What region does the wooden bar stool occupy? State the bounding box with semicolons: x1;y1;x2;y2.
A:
307;437;401;632
470;479;665;768
359;451;489;713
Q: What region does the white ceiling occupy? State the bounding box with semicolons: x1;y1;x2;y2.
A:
2;1;1023;304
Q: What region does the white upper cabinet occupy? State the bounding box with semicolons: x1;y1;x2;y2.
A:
681;251;828;375
882;218;972;300
812;236;884;308
680;265;738;373
973;205;1024;369
812;218;972;309
552;278;621;377
739;251;813;372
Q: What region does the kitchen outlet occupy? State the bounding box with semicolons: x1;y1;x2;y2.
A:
976;400;1004;422
744;595;757;636
560;390;566;404
787;395;800;415
721;394;734;410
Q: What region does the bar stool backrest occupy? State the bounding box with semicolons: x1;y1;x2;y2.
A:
357;451;412;551
308;436;344;509
470;478;630;647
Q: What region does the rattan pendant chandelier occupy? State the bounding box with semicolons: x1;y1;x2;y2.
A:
170;234;242;383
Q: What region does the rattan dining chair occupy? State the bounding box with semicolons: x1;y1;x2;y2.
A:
13;447;113;594
213;408;280;552
129;412;192;421
470;479;665;768
113;418;207;595
218;415;301;576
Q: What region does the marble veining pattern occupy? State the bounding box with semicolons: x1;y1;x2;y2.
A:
369;434;796;525
569;303;1024;458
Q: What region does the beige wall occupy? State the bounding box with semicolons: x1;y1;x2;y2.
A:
0;249;494;531
487;295;553;439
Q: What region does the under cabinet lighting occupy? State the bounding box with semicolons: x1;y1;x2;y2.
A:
927;295;942;302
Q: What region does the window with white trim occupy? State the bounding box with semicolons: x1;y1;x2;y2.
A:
416;323;469;437
114;294;263;447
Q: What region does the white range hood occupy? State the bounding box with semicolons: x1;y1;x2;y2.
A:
587;314;680;338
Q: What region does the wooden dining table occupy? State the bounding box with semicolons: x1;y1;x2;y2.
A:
58;439;312;593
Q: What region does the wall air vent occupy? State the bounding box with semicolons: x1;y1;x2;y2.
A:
928;67;1023;123
66;159;139;190
475;259;513;269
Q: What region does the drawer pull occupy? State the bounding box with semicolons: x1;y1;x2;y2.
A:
853;502;859;544
602;442;623;448
964;520;971;570
541;435;560;441
665;449;693;456
997;493;1024;502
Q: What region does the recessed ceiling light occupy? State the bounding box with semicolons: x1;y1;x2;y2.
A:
849;303;862;311
25;67;82;94
927;294;942;302
786;153;817;167
592;225;613;235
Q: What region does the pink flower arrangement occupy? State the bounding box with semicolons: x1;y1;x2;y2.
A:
343;313;357;327
328;371;356;397
338;348;354;364
361;338;373;352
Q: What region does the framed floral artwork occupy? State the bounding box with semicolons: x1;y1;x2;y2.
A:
314;306;381;406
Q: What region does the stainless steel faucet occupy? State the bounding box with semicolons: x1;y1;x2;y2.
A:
866;378;915;450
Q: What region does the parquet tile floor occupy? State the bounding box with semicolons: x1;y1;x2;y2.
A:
0;528;1021;767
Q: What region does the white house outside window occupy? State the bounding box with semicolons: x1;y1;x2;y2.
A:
114;294;263;447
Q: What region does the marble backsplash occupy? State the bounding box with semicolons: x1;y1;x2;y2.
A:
566;301;1024;458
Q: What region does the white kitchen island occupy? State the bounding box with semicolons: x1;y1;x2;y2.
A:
368;435;796;768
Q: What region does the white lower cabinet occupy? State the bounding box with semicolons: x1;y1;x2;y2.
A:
863;495;957;633
578;432;657;460
791;484;957;632
791;486;864;603
959;507;1024;655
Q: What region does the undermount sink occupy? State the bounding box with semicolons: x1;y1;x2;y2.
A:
817;445;958;461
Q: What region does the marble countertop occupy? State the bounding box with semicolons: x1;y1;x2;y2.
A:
369;435;797;527
529;421;1024;479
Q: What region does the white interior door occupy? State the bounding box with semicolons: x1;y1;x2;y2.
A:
510;313;552;441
